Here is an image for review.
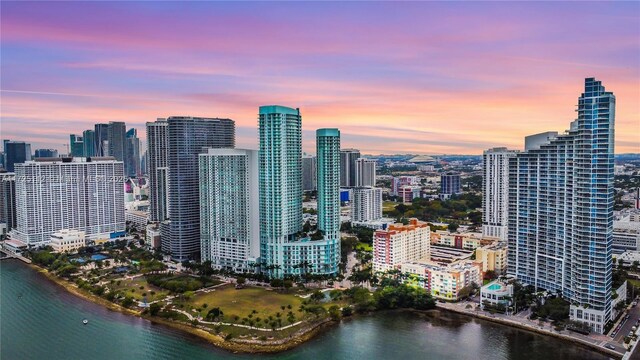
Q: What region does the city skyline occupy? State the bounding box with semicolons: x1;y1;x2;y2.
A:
2;2;638;155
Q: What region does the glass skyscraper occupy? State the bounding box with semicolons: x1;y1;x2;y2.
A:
507;78;615;333
258;106;341;277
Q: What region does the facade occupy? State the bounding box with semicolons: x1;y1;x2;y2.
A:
0;172;16;237
162;116;235;261
108;121;126;161
82;130;96;157
146;224;161;249
34;149;58;158
398;185;421;203
94;123;109;157
612;217;640;254
401;260;483;301
10;157;125;247
5;141;31;172
372;219;430;272
50;229;86;253
482;147;517;240
259;105;303;276
391;176;418;196
430;230;488;250
199;149;259;272
340;148;360;187
146;119;169;223
69;134;84;157
125;128;141;177
440;172;461;200
351;187;382;222
508;78;615;334
475;242;508;274
125;210;148;231
355;158;376;187
302;155;317;191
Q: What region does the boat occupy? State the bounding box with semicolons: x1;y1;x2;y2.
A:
82;319;88;325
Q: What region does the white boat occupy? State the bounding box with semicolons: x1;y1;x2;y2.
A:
82;319;88;325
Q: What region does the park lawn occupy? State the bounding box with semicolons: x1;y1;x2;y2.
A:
628;278;640;288
187;285;306;324
356;242;372;252
109;276;169;302
383;201;399;212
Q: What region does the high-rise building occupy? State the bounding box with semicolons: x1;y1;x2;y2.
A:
0;171;16;236
259;105;303;275
162;116;235;261
507;78;615;334
355;158;376;187
83;130;96;157
258;106;340;276
94;123;109;156
440;172;461;200
34;149;58;158
125;128;141;177
373;219;430;272
108;122;126;161
340;148;360;187
69;134;84;157
302;154;317;191
146;119;169;222
4;141;31;172
199;149;259;272
351;187;383;222
391;176;418;196
10;157;125;246
482;147;517;240
315;128;341;273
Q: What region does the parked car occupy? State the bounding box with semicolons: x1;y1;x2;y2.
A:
606;344;616;350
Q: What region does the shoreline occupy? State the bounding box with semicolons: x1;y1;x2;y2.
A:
25;261;337;354
435;305;623;359
20;260;623;358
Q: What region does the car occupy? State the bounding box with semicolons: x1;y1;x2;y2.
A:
633;301;638;306
606;344;616;350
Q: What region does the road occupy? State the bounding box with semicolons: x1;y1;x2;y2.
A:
613;301;640;343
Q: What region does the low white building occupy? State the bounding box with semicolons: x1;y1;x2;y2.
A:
480;280;514;312
50;229;86;253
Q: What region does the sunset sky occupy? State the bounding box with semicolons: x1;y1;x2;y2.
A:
1;1;638;155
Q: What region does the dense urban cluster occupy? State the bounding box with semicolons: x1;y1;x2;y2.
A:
1;77;640;355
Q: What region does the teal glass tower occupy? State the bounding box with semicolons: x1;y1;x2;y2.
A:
258;107;341;277
258;105;303;276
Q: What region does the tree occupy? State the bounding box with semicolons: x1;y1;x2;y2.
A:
447;223;459;232
206;307;224;321
149;303;162;316
237;277;246;286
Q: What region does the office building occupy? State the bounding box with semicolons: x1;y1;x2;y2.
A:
146;119;169;222
4;141;31;172
125;128;141;177
108;121;126;161
83;129;96;157
373;219;430;272
200;148;259;272
70;134;84;157
351;187;382;222
34;149;58;158
10;157;125;247
398;185;421;203
440;172;461;200
482;147;517;240
340;148;360;187
355;158;376;187
161;116;235;261
507;78;615;334
94;123;109;156
302;155;317;191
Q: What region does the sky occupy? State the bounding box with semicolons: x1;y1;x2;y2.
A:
1;1;639;155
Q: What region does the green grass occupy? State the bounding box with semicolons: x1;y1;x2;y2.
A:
185;285;306;325
109;276;169;301
628;278;640;288
383;201;400;212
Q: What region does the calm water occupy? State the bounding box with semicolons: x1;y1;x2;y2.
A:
1;260;610;360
